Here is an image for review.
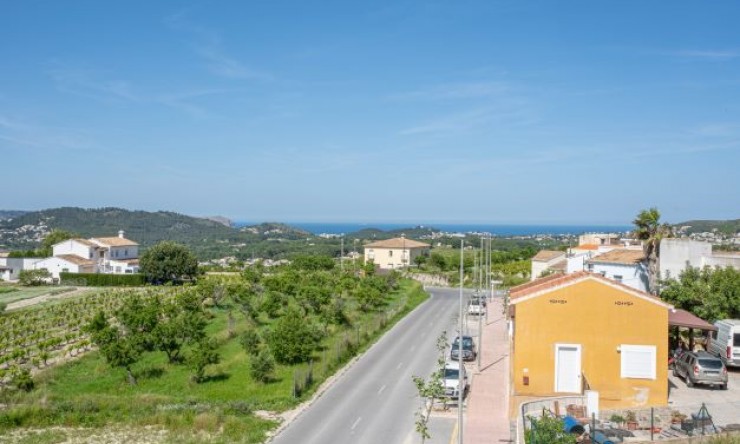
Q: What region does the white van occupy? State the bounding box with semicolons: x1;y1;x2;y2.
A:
708;319;740;368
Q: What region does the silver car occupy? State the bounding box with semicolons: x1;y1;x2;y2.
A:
673;351;728;390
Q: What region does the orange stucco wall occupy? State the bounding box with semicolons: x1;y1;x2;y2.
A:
512;278;668;409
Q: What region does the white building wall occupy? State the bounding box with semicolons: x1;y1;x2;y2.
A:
659;239;713;280
52;240;94;259
3;258;42;280
702;254;740;270
531;261;550;280
587;262;648;292
33;257;82;279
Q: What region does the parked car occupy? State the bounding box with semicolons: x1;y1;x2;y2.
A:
468;300;484;316
442;360;468;399
470;293;487;307
708;319;740;368
673;351;728;390
450;335;476;361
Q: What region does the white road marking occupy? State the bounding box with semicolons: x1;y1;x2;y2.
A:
351;416;362;431
378;384;387;395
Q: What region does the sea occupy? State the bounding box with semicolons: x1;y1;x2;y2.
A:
233;222;632;236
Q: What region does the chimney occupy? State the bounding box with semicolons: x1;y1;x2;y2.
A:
118;230;125;239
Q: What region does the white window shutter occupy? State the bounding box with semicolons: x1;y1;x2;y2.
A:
620;345;656;380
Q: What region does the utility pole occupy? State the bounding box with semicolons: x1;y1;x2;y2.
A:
458;239;464;444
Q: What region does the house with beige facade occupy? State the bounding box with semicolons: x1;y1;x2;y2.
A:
364;237;430;270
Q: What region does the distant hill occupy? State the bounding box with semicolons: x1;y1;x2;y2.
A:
0;207;313;259
674;219;740;235
0;210;27;220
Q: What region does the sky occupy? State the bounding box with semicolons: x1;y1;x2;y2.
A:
1;1;739;224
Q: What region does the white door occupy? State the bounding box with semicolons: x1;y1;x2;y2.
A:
555;344;581;393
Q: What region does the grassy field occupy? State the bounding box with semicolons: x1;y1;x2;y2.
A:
0;286;80;306
0;280;429;443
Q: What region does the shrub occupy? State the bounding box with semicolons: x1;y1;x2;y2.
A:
59;272;145;287
250;350;275;383
239;329;261;356
267;308;323;364
11;367;34;392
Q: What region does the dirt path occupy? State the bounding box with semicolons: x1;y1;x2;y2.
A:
6;287;99;311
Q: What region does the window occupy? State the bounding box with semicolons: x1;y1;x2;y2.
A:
599;271;606;277
620;345;656;379
613;274;623;283
388;250;393;257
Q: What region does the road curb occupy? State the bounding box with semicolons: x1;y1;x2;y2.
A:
266;289;436;442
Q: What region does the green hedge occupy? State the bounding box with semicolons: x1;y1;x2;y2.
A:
59;272;145;287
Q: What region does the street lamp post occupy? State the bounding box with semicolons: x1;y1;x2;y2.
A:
458;239;464;444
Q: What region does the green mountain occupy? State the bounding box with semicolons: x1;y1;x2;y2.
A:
0;210;27;220
0;207;311;259
674;219;740;235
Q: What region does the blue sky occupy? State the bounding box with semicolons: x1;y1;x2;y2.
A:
1;1;738;224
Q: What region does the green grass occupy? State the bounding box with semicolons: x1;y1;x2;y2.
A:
0;279;429;443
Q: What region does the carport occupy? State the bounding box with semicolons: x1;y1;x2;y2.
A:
669;308;718;353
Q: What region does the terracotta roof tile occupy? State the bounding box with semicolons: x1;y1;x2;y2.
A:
509;271;670;307
56;254;97;266
587;249;644;265
531;250;565;262
364;237;430;249
91;237;139;247
574;244;599;250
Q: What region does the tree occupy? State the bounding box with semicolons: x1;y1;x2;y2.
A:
19;269;51;286
240;329;262;356
633;207;672;294
85;312;141;385
414;254;427;268
661;266;740;322
0;301;6;316
412;331;448;443
525;411;577;444
188;338;220;383
139;241;199;284
267;308;323;364
291;255;335;271
250;349;275;383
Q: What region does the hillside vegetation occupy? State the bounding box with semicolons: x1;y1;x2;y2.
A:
674;219;740;235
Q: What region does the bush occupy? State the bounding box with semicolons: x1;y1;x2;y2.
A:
239;329;261;356
0;301;6;315
59;272;145;287
249;350;275;383
267;308;323;364
11;367;34;392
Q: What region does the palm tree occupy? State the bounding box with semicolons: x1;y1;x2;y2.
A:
632;207;672;294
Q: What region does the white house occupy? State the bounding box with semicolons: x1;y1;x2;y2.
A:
33;255;97;279
586;249;648;292
364;237;430;270
34;230;140;278
530;250;566;280
1;257;42;281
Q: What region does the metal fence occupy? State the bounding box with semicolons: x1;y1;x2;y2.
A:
519;398;740;443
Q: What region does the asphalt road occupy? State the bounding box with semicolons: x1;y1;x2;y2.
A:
271;287;467;444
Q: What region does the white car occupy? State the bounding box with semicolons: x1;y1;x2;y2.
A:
468;300;484;316
442;361;468;399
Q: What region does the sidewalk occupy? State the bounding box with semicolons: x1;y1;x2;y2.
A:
464;297;513;443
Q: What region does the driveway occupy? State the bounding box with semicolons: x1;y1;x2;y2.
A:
668;366;740;427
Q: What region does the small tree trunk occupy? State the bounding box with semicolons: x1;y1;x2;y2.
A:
126;367;137;385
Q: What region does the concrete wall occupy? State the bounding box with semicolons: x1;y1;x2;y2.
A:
3;257;42;280
53;240;94;259
512;278;669;409
703;253;740;270
660;239;712;280
587;262;649;293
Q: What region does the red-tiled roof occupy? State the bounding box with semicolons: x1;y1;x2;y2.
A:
531;250;565;262
92;237;139;247
669;309;717;331
587;249;644;265
56;254;96;266
574;244;599;250
509;271;671;308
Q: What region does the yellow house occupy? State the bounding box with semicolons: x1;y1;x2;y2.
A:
509;272;672;409
363;237;430;270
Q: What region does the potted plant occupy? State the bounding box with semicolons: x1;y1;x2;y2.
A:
609;414;626;428
625;410;638;431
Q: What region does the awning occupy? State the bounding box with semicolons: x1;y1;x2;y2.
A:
669;309;717;331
